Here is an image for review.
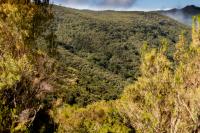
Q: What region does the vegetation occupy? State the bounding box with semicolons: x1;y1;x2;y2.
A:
0;1;200;132
52;6;191;106
54;6;190;80
52;16;200;133
0;1;55;132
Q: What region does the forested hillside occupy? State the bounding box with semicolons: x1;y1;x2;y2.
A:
52;15;200;133
1;2;199;133
51;6;191;106
54;5;190;81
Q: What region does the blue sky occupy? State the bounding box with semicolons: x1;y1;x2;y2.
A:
54;0;200;11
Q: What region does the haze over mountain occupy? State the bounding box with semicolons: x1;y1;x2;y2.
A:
158;5;200;25
54;0;200;25
55;0;200;11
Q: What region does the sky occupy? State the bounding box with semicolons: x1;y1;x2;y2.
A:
54;0;200;11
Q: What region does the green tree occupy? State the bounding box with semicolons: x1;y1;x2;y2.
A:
120;16;200;133
0;2;54;132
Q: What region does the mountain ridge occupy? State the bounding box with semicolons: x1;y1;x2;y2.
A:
157;5;200;25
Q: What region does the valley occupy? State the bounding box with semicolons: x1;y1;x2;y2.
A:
0;2;200;132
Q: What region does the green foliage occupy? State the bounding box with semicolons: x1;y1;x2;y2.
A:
54;48;127;106
51;17;200;132
121;44;175;132
0;2;54;132
54;5;190;81
49;6;190;107
1;3;199;132
0;53;32;90
51;101;133;133
120;18;200;132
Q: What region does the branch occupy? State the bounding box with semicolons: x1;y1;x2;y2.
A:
177;94;196;124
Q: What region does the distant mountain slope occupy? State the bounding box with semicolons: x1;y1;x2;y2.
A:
158;5;200;25
52;5;191;106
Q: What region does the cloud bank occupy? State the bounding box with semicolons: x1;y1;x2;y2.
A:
56;0;136;9
98;0;135;8
55;0;200;11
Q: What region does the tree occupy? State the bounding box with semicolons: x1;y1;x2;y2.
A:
120;16;200;133
0;1;54;132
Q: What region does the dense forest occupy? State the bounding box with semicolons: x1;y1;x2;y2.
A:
0;1;200;133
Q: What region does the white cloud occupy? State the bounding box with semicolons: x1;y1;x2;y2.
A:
55;0;136;9
99;0;135;7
